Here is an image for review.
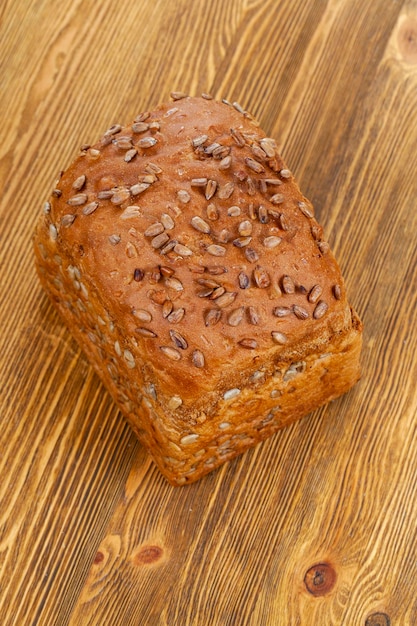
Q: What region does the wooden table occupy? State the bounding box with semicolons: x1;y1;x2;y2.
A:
1;0;417;623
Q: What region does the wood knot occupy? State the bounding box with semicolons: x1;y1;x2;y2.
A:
398;17;417;64
133;544;164;566
365;612;391;626
304;562;337;596
93;551;105;565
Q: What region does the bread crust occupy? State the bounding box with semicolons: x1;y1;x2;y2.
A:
34;95;362;485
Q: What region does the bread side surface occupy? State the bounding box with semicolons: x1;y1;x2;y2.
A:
34;95;362;485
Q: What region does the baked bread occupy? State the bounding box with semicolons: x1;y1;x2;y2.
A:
33;93;362;485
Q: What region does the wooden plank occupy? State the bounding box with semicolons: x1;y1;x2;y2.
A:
1;0;417;624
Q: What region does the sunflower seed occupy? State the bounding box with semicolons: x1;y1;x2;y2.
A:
253;139;269;159
205;179;217;200
205;142;221;155
333;284;342;300
191;216;211;234
204;309;221;326
273;306;292;317
192;349;205;368
293;305;309;320
165;277;184;291
228;307;245;326
219;155;232;170
298;201;314;218
132;121;149;133
270;193;285;205
313;300;328;319
271;331;288;345
145;162;163;174
238;272;250;289
151;232;169;249
137;137;157;148
253;266;270;288
104;123;122;137
213;145;230;159
162;299;173;318
114;136;133;150
309;284;322;303
207;265;227;275
108;234;121;245
72;174;86;191
135;327;157;338
60;214;76;227
217;182;235;199
223;388;241;400
160;240;178;255
228;205;241;217
111;189;130;205
125;148;138;162
67;193;88;206
167;307;185;323
180;433;199;445
215;291;237;308
282;275;295;294
43;201;51;214
210;286;226;300
174;243;193;256
233;236;252;249
191;178;208;187
197;278;220;289
207;244;226;257
245;247;259;263
238;220;252;236
248;306;260;325
49;224;58;241
233;101;246;114
230;128;246;147
206;203;219;220
148;121;160;131
263;236;282;248
97;189;114;200
124;350;136;368
120;205;141;219
245;157;265;174
192;134;208;147
158;213;174;230
280;169;291;178
82;201;99;215
258;204;269;223
260;138;276;157
177;190;191;204
160;346;182;361
144;222;164;237
170;329;188;349
133;308;152;322
238;338;258;349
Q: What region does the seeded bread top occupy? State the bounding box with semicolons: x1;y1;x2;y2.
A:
40;95;352;404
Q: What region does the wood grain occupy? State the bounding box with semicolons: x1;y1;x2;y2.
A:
1;0;417;624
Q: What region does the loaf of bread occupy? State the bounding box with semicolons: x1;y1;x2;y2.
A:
34;93;362;485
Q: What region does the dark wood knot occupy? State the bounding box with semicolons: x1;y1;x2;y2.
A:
304;562;337;596
365;612;390;626
133;544;164;566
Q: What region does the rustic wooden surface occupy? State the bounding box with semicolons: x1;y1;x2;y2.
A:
1;0;417;624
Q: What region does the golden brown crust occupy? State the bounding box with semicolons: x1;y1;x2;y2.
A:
34;95;362;485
